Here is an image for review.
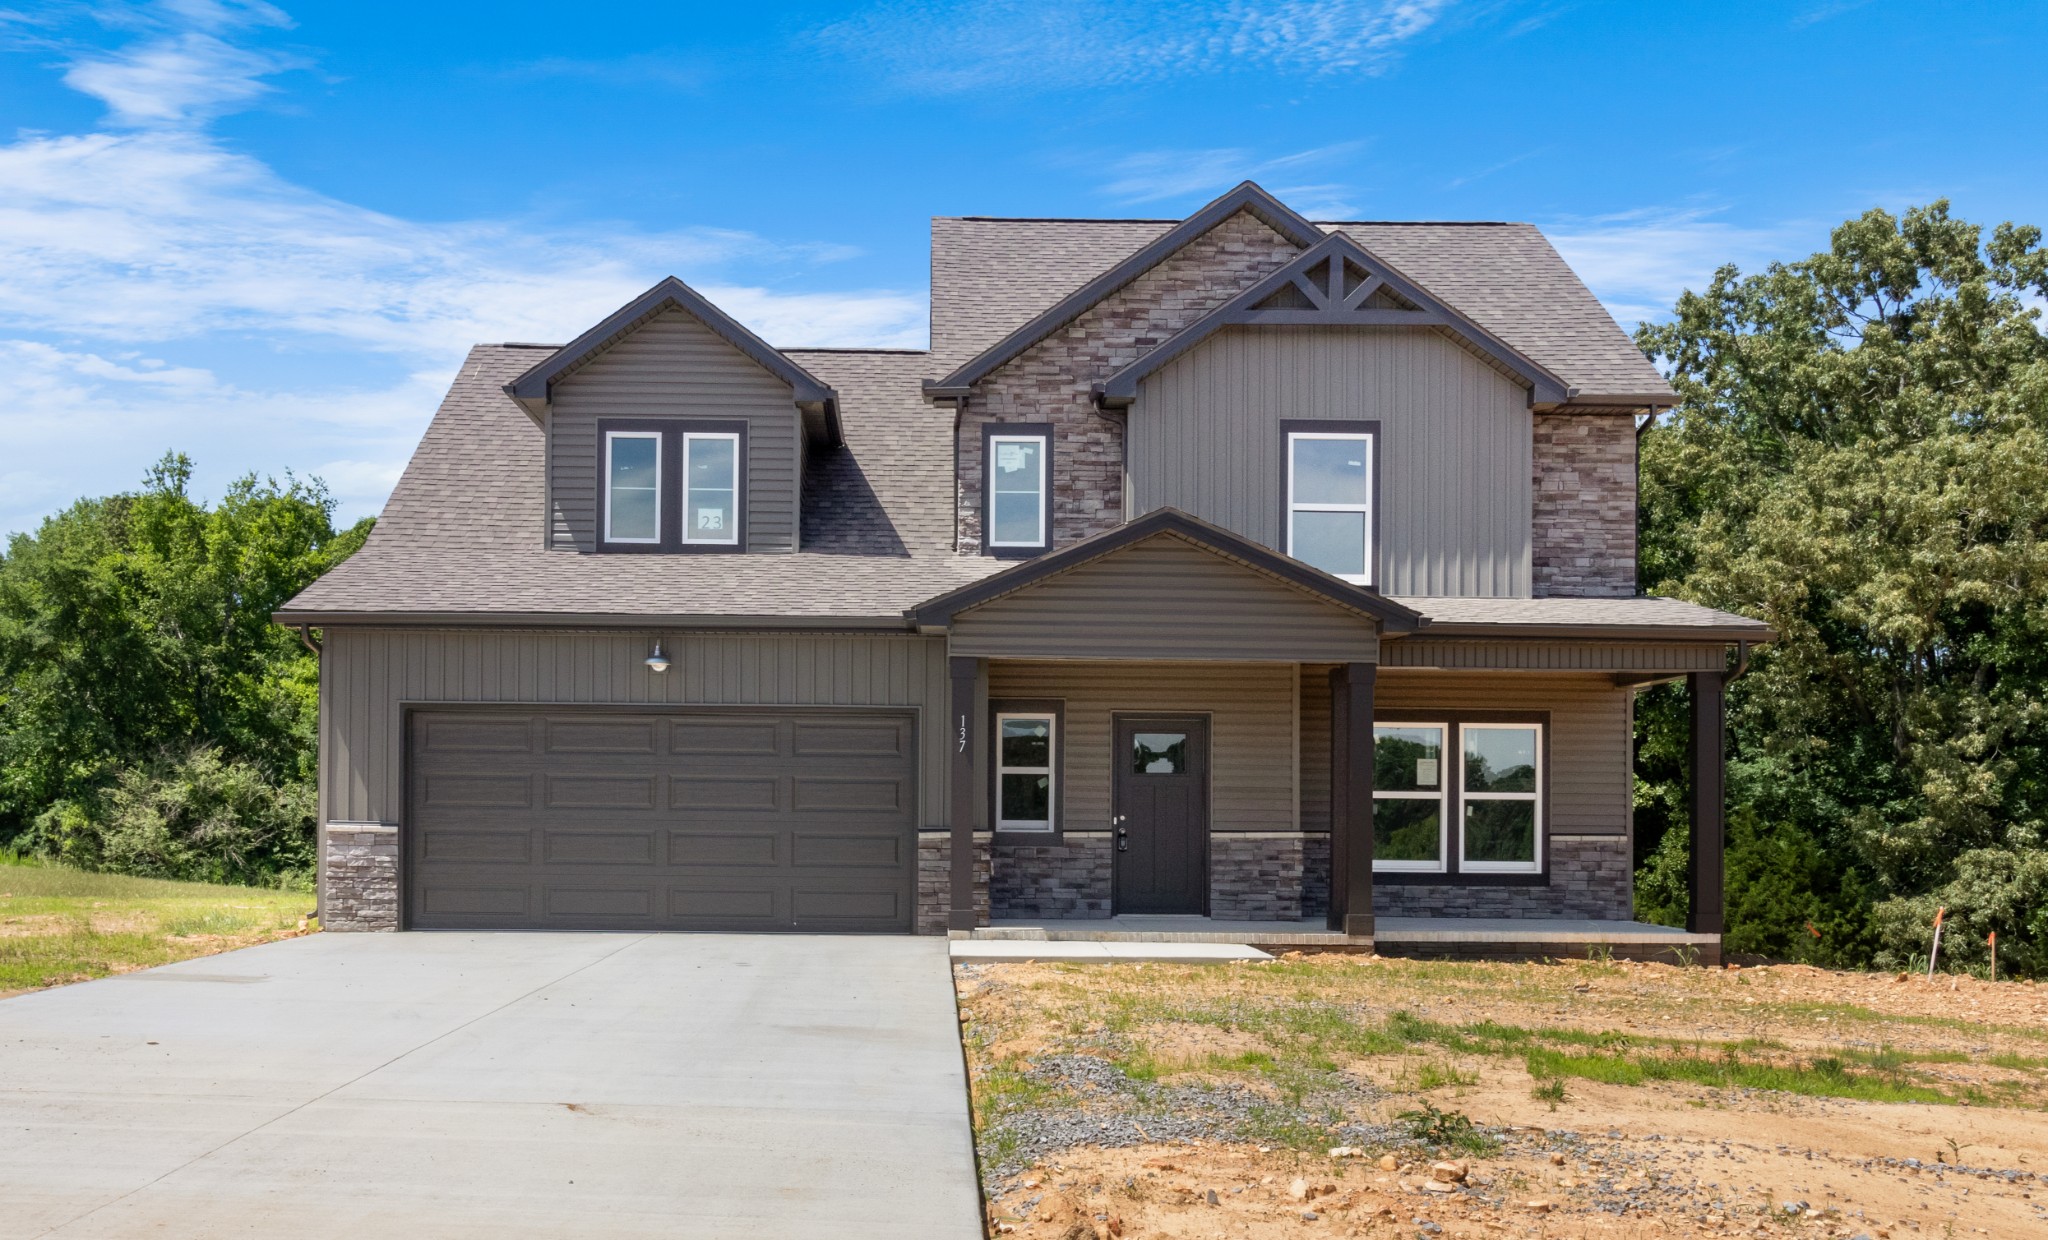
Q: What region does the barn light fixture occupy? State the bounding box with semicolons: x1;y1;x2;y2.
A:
645;641;671;673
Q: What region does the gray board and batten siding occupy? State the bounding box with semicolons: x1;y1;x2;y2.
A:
947;533;1380;663
319;627;954;842
547;308;804;553
1127;325;1533;598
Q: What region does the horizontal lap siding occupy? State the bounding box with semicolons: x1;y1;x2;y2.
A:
1298;668;1630;838
549;309;801;552
1131;326;1533;597
1383;640;1726;671
320;629;951;837
950;535;1377;662
989;661;1297;834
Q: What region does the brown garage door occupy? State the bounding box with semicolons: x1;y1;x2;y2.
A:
406;708;917;932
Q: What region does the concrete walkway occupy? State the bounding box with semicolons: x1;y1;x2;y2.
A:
0;933;983;1239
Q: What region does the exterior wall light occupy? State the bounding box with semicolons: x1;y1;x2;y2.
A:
645;641;671;673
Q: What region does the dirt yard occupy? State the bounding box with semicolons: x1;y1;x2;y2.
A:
956;954;2048;1240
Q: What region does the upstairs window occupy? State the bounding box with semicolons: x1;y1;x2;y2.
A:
604;431;662;545
682;432;740;545
596;419;746;553
1285;425;1376;584
985;426;1051;556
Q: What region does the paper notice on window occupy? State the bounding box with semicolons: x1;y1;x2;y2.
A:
1415;758;1438;786
696;507;725;531
996;443;1031;473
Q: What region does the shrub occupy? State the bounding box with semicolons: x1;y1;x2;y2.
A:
22;746;314;889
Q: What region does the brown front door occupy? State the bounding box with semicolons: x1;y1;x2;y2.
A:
1112;715;1210;914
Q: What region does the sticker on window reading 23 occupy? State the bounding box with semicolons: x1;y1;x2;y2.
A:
1415;758;1438;786
696;508;725;531
996;443;1030;473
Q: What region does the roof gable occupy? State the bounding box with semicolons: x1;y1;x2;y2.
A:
926;182;1322;397
1097;232;1570;407
505;277;839;436
912;507;1424;633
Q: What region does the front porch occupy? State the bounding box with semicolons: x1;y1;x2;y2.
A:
912;510;1760;959
952;915;1721;964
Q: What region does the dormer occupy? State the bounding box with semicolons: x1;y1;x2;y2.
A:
504;278;839;554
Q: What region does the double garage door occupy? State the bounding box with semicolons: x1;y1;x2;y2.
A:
406;708;917;932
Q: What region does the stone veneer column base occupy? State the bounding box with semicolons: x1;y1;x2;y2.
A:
322;822;399;932
991;834;1113;919
917;833;991;935
1209;834;1310;921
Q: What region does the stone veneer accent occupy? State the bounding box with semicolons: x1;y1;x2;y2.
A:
1372;836;1633;920
991;834;1113;919
1531;413;1638;597
917;832;991;935
321;822;399;932
1209;835;1308;921
956;209;1303;552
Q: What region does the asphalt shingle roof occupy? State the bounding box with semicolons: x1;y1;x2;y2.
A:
279;344;994;623
929;217;1671;400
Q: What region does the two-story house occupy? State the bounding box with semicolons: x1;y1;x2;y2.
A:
279;182;1768;958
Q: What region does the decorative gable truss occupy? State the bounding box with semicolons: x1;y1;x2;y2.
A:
1094;233;1572;408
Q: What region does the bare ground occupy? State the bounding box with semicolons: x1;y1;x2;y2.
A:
957;955;2048;1240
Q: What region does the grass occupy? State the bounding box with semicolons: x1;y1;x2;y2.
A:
0;855;312;995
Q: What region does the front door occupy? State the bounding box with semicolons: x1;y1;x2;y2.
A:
1112;715;1210;914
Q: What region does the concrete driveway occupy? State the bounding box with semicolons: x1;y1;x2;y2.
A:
0;933;983;1239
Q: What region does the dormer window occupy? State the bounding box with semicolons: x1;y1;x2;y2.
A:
682;432;740;545
984;424;1051;557
604;431;662;545
1284;421;1378;585
597;419;747;553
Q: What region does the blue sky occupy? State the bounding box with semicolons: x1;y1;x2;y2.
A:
1;0;2042;537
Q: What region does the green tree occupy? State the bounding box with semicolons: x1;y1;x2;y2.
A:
0;454;370;884
1634;202;2048;972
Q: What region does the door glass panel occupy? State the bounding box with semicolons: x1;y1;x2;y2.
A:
1000;772;1050;823
1464;727;1538;793
999;717;1051;767
1374;799;1442;862
1292;436;1369;505
1373;725;1442;791
1290;510;1366;578
1463;800;1536;862
1131;732;1187;775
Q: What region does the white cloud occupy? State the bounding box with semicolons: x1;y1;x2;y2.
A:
815;0;1456;94
0;5;929;537
63;32;302;126
1543;207;1801;327
1099;143;1364;213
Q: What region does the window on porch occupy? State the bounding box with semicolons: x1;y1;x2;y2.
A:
1370;720;1543;875
996;713;1055;832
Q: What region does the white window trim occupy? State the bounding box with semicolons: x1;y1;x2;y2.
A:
994;711;1056;832
1372;721;1449;873
1459;721;1544;873
987;433;1049;549
602;430;662;545
680;431;741;546
1286;430;1374;585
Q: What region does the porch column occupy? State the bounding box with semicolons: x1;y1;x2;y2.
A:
1687;670;1726;935
1327;662;1376;936
948;656;983;931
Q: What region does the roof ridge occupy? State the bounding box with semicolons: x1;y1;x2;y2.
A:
937;216;1527;227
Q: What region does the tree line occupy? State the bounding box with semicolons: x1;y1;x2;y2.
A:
0;203;2042;973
